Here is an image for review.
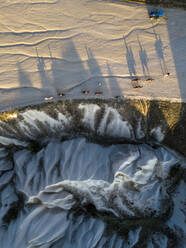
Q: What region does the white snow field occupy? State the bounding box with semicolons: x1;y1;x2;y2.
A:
0;0;186;111
0;105;185;248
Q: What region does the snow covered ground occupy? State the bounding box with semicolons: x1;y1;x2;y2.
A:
0;1;186;247
0;0;186;111
0;106;185;247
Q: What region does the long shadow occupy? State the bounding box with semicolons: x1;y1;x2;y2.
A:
62;40;89;89
49;40;91;95
85;46;110;95
17;62;32;87
123;36;137;79
48;40;122;97
106;62;122;97
163;9;186;154
86;46;122;97
123;36;143;88
152;26;168;76
85;46;99;76
137;35;150;78
48;45;63;94
36;48;53;95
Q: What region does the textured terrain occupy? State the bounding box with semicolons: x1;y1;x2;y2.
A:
0;0;186;111
0;102;185;247
0;0;186;247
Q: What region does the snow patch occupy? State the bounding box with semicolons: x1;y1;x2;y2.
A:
79;104;100;131
150;126;164;142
